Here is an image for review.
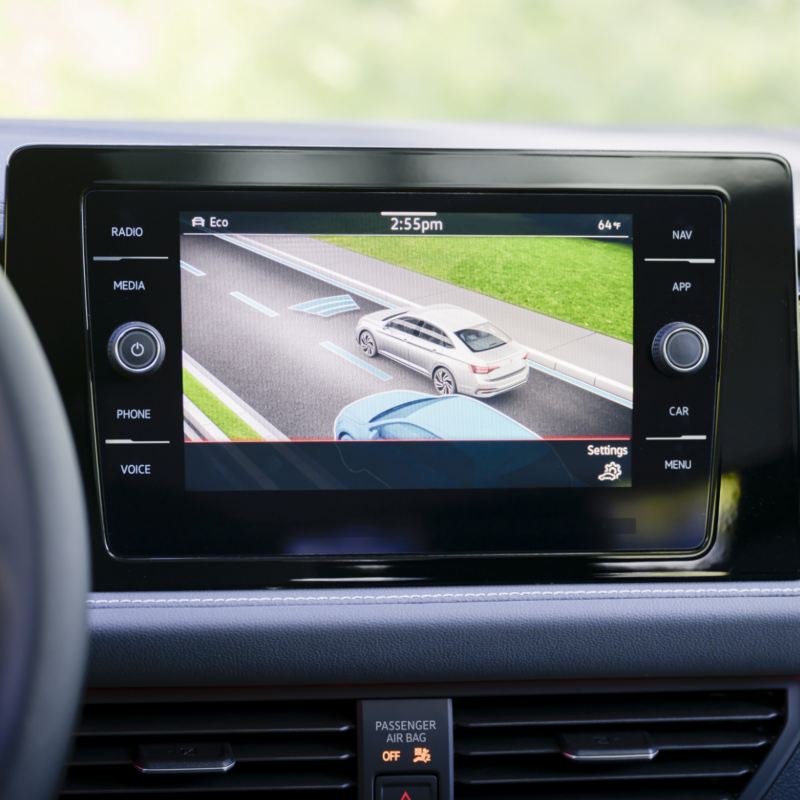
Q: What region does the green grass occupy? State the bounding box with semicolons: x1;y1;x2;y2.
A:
320;236;633;343
183;368;261;441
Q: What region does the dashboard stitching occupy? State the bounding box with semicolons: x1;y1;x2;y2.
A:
86;586;800;607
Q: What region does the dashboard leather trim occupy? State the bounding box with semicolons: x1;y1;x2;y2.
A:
88;583;800;608
86;582;800;688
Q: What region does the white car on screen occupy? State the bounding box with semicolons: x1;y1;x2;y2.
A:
355;304;530;397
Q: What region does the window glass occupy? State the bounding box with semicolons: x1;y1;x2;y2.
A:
420;322;453;348
386;321;416;336
374;422;436;440
456;322;510;353
397;317;428;340
2;1;797;126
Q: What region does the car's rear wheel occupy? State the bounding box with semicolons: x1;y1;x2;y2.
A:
359;330;377;357
432;366;456;395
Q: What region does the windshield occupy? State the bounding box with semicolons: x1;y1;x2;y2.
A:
1;0;798;126
456;323;509;353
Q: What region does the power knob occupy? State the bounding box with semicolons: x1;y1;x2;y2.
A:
108;322;166;376
651;322;709;375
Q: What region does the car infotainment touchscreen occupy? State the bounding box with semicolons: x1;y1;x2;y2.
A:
178;210;633;493
83;187;723;559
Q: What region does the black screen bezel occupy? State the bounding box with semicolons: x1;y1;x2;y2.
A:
4;147;798;589
83;188;721;562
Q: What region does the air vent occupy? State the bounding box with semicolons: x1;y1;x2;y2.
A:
60;697;357;798
453;689;787;800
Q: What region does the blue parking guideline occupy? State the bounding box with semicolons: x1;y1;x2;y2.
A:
291;294;360;317
320;341;393;381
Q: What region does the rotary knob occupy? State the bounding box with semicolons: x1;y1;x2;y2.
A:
108;322;166;376
652;322;709;375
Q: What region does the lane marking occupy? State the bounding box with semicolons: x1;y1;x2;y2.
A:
183;395;229;443
215;233;404;309
180;260;206;276
645;434;708;441
105;439;171;445
527;362;633;410
230;291;279;318
92;256;169;261
644;258;716;264
183;352;289;441
291;294;360;317
523;342;631;402
183;421;202;443
320;341;393;382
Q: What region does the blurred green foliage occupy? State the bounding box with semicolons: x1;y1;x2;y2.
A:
0;0;797;124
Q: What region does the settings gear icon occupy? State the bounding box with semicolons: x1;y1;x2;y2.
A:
598;461;623;482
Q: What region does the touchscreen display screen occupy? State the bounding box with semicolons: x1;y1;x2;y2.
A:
179;210;634;492
83;184;723;559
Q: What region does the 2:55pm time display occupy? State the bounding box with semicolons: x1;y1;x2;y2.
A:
386;212;444;233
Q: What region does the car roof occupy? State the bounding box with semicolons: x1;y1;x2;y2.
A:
374;395;539;440
402;304;488;331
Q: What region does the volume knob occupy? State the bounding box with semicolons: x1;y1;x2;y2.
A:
652;322;709;375
108;322;166;376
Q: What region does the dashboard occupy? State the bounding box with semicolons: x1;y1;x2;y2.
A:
3;130;800;800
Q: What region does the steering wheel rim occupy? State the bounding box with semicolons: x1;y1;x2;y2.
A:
0;273;88;800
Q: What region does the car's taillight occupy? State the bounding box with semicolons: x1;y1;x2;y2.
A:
470;364;499;374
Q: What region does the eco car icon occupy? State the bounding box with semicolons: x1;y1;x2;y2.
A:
355;304;530;397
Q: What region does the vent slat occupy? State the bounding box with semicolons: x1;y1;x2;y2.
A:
234;742;353;764
458;734;557;757
62;767;353;794
70;740;353;767
457;758;756;785
78;707;352;737
62;699;356;798
69;743;132;767
655;730;771;751
457;729;771;757
456;697;780;728
453;689;786;800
